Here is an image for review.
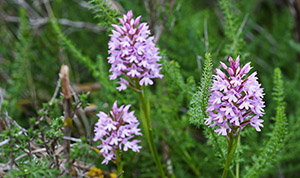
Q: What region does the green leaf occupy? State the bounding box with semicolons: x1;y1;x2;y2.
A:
188;53;212;127
244;68;288;178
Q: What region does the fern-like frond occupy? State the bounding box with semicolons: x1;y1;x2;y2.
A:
219;0;246;58
244;68;288;178
272;68;285;106
88;0;120;28
8;9;36;116
219;0;237;41
188;53;212;127
12;8;32;92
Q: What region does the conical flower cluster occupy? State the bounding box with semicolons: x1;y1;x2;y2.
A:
204;56;265;136
93;101;142;164
108;10;163;91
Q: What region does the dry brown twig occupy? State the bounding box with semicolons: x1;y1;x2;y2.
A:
60;65;73;158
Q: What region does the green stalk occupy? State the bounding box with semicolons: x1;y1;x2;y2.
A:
236;135;240;178
222;133;240;178
209;128;235;178
137;86;166;178
116;151;123;178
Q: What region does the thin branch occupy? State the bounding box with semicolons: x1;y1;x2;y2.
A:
73;0;124;11
50;79;61;106
0;139;9;147
3;112;27;134
63;136;82;142
0;13;105;33
15;148;46;161
8;0;41;18
0;163;10;171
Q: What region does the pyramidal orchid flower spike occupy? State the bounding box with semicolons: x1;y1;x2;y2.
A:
204;56;265;136
93;101;142;165
108;10;163;91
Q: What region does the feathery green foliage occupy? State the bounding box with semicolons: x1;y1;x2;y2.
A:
219;0;246;58
282;111;300;175
88;0;120;28
7;9;36;120
5;160;60;178
244;68;288;178
280;65;300;176
272;68;285;106
189;53;212;127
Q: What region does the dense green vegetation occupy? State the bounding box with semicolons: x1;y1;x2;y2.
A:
1;0;299;177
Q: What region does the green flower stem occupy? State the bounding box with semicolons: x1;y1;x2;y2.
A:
236;135;240;178
137;86;166;178
116;151;123;178
222;133;240;178
209;128;235;178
